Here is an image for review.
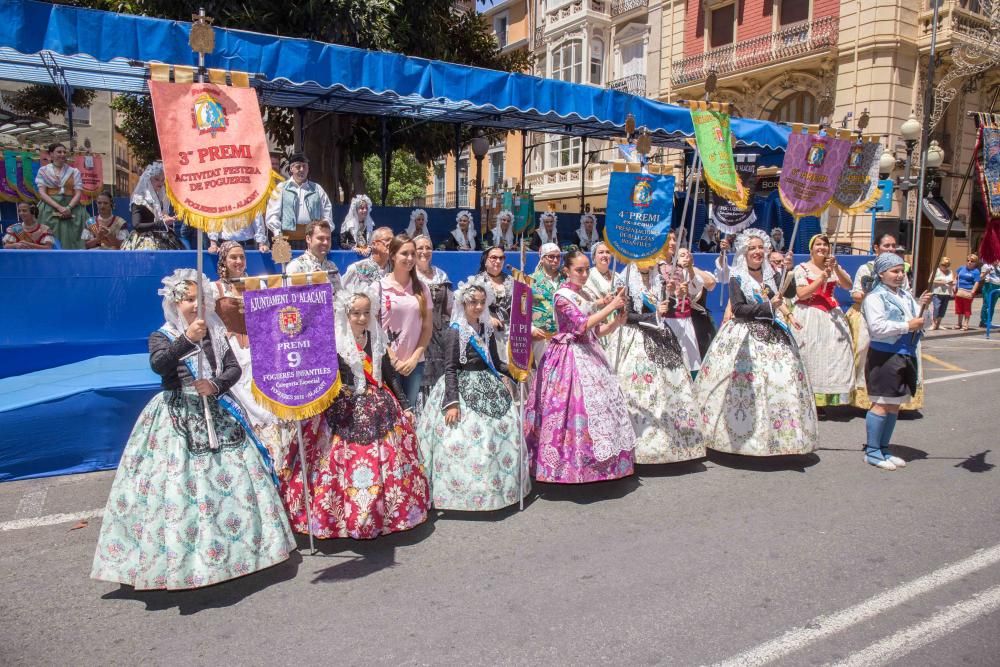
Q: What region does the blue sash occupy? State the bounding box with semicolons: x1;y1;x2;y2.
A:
450;322;500;377
157;327;279;485
870;336;920;358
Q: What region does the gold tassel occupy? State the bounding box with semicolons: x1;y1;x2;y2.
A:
250;372;342;421
166;169;281;233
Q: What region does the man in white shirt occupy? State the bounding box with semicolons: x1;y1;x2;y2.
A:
342;226;393;290
285;220;343;291
265;152;332;250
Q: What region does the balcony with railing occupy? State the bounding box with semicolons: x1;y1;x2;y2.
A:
611;0;648;17
541;0;609;36
671;16;839;88
919;0;996;50
607;73;647;97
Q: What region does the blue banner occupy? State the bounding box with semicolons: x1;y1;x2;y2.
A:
871;178;894;212
603;172;675;262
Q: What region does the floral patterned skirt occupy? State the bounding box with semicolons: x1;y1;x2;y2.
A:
91;389;295;590
280;385;430;540
695;321;818;456
606;324;705;464
846;306;924;410
525;338;635;483
416;370;530;510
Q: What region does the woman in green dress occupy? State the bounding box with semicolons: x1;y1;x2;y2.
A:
34;142;88;249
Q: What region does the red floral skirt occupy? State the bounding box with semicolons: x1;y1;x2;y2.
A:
280;385;430;540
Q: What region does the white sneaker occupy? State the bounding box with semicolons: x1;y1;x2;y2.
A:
865;455;897;471
885;455;907;468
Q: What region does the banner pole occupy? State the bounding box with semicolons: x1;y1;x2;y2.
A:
613;263;632;373
518;381;526;512
282;264;316;555
779;216;803;297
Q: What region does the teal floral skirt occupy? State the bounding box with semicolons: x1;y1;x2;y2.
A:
91;388;295;590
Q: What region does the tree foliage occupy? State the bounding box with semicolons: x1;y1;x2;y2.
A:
79;0;530;202
109;94;160;165
5;84;95;121
362;151;429;207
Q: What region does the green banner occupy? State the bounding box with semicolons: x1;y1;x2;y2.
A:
690;108;748;209
504;190;535;237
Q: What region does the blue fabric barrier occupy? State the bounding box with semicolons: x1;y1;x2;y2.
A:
0;354;159;481
0;248;873;378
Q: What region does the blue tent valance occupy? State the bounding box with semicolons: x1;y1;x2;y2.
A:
0;0;789;150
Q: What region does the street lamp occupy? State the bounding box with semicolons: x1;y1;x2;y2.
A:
878;150;896;179
926;139;945;171
471;133;490;213
897;112;922;255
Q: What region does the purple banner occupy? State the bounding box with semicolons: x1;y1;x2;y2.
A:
779;130;852;218
508;276;534;383
245;282;340;420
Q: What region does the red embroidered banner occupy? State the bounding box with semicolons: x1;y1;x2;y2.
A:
149;79;276;232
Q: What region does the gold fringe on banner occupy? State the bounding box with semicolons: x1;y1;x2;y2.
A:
174;66;195;84
207;68;227;85
241;270;331;291
165;168;281;234
250;374;342;421
837;183;884;216
149;63;171;81
601;229;671;267
506;341;532;383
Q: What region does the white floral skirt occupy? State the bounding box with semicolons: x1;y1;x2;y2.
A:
695;320;818;456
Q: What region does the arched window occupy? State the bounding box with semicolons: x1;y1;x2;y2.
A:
590;38;604;85
768;91;819;124
551;39;583;83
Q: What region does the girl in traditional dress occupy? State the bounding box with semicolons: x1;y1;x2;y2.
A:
34;143;88;249
340;194;375;252
487;209;516;250
525;249;636;483
280;287;430;539
607;254;705;465
415;234;453;404
695;229;818;456
471;246;514;363
417;282;530;510
2;202;54;249
91;270;294;590
861;253;932;470
121;162;184;250
406;208;429;239
212;242;290;465
82;192;127;249
443;210;478;250
582;242;623;303
792;234;855;407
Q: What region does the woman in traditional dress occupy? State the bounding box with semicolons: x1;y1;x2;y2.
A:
339;194;375;253
695;229;818;456
442;210;478;251
529;211;559;251
417;281;530;510
82;192;127;249
525;249;636;483
861;253;932;470
606;254;705;465
792;233;855;407
656;251;704;377
34;142;88;249
406;208;429;240
280;287;430;539
121;162;184;250
212;242;290;465
487;209;516;251
415;234;453;405
91;270;295;590
381;234;434;409
571;213;600;252
471;246;514;363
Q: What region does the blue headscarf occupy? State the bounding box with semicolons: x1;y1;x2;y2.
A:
870;253;905;292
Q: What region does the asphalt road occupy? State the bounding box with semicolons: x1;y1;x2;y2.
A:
2;332;999;666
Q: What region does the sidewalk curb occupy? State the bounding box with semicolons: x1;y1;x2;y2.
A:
925;328;995;341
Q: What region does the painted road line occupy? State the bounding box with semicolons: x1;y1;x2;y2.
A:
920;353;966;372
0;508;102;532
925;368;1000;385
829;584;1000;667
710;543;1000;667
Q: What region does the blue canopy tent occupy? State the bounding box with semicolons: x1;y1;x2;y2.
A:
0;0;789;151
